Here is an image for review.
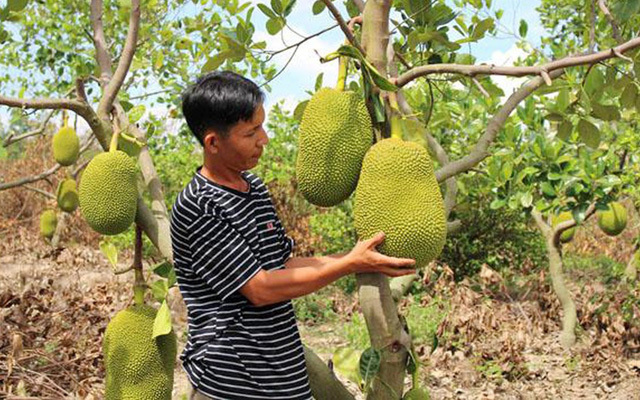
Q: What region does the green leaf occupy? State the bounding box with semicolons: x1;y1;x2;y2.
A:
541;182;556;197
490;199;506;209
584;67;605;98
293;100;308;122
99;241;118;267
257;3;277;19
577;119;600;148
545;113;564;122
202;51;231;73
471;18;494;39
518;19;528;37
270;0;283;15
620;84;637;109
590;102;620;121
266;18;284;35
117;130;145;158
359;347;382;384
152;300;172;339
150;280;169;302
314;72;324;92
128;104;146;124
283;0;296;17
555;88;570;112
557;120;573;142
324;45;397;92
153;261;173;278
612;0;640;22
312;0;325;15
520;192;533;208
332;347;362;385
7;0;28;12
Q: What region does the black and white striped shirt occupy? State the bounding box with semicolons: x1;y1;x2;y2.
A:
170;169;312;399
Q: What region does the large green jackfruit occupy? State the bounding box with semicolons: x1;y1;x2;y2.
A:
56;178;79;213
103;304;177;400
296;88;373;207
354;138;446;268
40;210;57;239
79;151;137;235
52;126;80;166
597;202;627;236
551;211;576;243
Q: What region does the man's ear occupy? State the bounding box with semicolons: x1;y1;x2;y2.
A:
203;131;219;154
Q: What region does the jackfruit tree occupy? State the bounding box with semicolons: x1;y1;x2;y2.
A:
1;0;640;399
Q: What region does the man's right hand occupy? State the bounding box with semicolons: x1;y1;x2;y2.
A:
345;232;416;276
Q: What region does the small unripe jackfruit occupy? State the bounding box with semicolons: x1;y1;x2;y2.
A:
56;179;79;213
79;151;137;235
103;304;177;400
403;388;431;400
597;202;627;236
354;138;447;268
296;88;372;207
52;126;80;166
551;211;576;243
40;210;57;239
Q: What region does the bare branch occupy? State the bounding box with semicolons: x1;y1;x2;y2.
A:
531;209;551;235
24;185;55;200
471;77;490;97
598;0;622;43
98;0;141;118
435;69;565;183
589;0;596;53
90;0;113;86
0;135;95;191
3;109;57;147
320;0;366;56
396;36;640;87
75;78;88;103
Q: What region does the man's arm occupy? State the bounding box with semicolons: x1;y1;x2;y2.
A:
284;253;348;269
240;233;414;307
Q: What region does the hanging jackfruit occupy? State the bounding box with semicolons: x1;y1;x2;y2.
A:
597;202;627;236
354;138;446;268
103;304;177;400
79;151;137;235
296;88;372;207
52;126;80;166
56;178;79;213
40;209;57;239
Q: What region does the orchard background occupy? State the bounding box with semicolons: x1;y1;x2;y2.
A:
1;0;640;399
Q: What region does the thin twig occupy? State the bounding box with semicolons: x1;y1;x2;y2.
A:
598;0;622;43
320;0;366;57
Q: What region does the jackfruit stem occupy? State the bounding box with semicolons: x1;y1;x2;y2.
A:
133;224;146;305
336;55;349;92
388;93;403;140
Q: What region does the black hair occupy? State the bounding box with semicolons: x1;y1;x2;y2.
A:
181;71;265;145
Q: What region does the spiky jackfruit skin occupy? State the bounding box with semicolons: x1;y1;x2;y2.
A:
52;126;80;166
79;151;137;235
597;202;627;236
56;178;79;213
354;138;446;269
103;305;177;400
551;211;576;243
39;210;57;239
296;88;373;207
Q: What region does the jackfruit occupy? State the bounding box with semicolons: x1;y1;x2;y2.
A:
354;138;446;268
551;211;576;243
52;126;80;166
40;210;57;239
296;88;372;207
597;202;627;236
403;388;431;400
103;304;177;400
79;151;137;235
56;178;79;213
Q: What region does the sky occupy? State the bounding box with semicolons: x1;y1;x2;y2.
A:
0;0;546;131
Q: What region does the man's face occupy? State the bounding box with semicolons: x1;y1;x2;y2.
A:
205;104;269;171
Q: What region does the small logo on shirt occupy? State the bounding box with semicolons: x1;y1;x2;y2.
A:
267;222;274;230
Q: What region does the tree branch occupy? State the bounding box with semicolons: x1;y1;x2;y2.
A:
320;0;366;56
551;203;597;247
90;0;113;86
396;36;640;87
351;0;365;13
598;0;622;43
3;109;57;147
435;69;565;183
97;0;141;118
303;345;354;400
0;135;95;191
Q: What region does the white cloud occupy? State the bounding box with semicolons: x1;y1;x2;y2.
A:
482;44;529;99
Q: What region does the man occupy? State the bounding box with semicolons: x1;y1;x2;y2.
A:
171;71;415;400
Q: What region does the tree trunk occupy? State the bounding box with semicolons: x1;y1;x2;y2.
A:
545;235;577;348
304;345;355;400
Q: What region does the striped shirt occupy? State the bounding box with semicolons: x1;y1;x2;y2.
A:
170;169;312;399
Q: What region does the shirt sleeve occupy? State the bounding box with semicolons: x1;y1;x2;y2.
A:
282;234;295;262
189;212;262;302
